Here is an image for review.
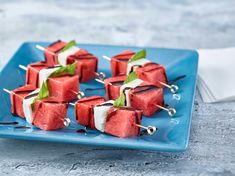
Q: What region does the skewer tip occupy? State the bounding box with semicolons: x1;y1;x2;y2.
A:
19;65;27;71
35;44;45;51
69;103;75;107
102;55;111;61
95;78;105;85
3;88;11;94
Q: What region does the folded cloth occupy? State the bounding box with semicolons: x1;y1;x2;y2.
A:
197;47;235;103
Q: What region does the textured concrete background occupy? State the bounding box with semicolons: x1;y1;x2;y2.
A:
0;0;235;176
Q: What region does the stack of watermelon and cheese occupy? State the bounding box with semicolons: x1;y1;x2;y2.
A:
74;96;142;138
110;49;168;88
44;40;98;82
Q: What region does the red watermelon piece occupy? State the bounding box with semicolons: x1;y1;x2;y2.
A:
104;107;142;138
111;50;135;76
47;75;80;102
44;40;67;66
136;63;168;88
10;85;36;118
75;96;105;129
26;62;48;88
32;100;68;130
67;49;98;82
104;75;126;100
129;84;164;116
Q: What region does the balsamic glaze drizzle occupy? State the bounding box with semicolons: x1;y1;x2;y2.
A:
0;122;18;125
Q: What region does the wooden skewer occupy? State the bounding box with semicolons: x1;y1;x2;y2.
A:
156;104;176;117
102;55;111;61
95;78;112;86
70;90;84;100
102;55;179;93
36;44;55;55
19;65;27;71
134;124;157;135
3;88;12;94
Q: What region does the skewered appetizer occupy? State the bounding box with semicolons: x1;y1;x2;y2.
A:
3;85;70;131
19;62;83;102
103;49;178;93
36;40;105;82
96;72;176;117
72;96;156;138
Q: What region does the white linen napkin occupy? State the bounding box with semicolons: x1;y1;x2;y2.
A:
197;47;235;103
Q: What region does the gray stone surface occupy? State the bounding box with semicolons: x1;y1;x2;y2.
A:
0;0;235;175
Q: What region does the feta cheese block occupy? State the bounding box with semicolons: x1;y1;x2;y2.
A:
93;100;114;132
23;89;40;124
58;46;80;66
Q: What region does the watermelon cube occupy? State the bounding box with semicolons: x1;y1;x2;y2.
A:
104;75;126;100
44;40;67;66
136;63;168;88
111;50;135;76
75;96;105;128
32;100;68;130
26;62;48;88
66;50;98;82
47;75;80;102
104;107;142;138
10;85;36;118
129;85;164;116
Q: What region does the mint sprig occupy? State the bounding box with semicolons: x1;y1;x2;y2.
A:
113;92;126;107
60;40;77;53
31;81;49;109
49;62;77;78
123;72;138;84
128;49;146;63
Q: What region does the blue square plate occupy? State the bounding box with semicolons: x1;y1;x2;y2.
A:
0;42;198;152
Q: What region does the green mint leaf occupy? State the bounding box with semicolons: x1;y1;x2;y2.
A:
123;72;138;84
60;40;77;53
128;49;146;63
49;62;77;78
113;92;126;107
38;81;49;99
31;81;49;109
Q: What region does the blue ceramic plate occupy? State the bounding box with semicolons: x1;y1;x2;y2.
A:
0;42;198;152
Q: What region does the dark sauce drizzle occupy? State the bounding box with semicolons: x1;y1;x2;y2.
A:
0;122;18;125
